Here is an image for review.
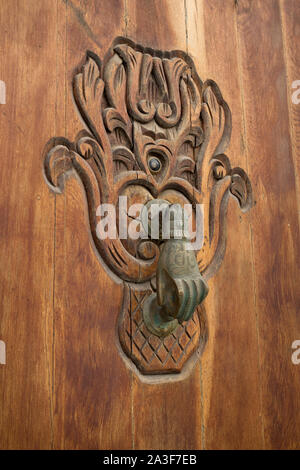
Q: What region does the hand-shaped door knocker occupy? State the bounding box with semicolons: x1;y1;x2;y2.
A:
140;200;208;338
43;38;252;380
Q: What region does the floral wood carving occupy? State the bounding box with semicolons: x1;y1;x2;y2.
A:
43;37;252;381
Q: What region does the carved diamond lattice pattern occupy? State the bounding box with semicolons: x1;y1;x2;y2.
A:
123;289;201;374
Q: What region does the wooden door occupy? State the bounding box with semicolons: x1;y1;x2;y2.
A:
0;0;299;450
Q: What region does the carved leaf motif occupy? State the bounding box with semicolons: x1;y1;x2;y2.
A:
75;131;109;201
113;146;137;174
43;142;75;194
196;80;231;192
73;55;102;142
175;77;203;152
155;58;189;128
73;53;113;187
152;57;168;99
230;167;253;211
174;156;195;184
114;44;156;123
103;52;132;144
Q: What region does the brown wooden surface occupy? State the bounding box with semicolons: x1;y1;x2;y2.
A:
187;0;263;449
0;0;56;449
126;0;203;450
281;0;300;223
0;0;299;449
235;0;300;449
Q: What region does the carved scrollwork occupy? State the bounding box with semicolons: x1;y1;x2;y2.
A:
43;37;252;380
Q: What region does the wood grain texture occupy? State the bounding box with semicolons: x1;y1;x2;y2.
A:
126;0;203;450
52;0;132;449
235;0;300;449
187;0;263;449
0;0;57;449
0;0;299;450
43;29;242;379
280;0;300;223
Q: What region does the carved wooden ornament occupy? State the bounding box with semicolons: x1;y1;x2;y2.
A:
43;38;252;381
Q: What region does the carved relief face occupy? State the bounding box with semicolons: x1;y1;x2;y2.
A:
102;42;205;257
102;41;203;197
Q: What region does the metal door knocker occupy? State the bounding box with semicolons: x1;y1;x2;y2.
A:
140;200;208;337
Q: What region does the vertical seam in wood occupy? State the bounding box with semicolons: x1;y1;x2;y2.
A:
279;0;300;226
184;0;189;55
64;0;68;189
64;0;68;450
233;3;265;449
59;0;68;450
48;0;60;450
124;0;128;38
199;361;205;449
129;284;135;449
185;0;204;450
131;371;135;450
51;195;56;450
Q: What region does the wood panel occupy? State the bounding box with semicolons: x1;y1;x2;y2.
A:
186;0;263;449
0;0;57;449
126;0;203;450
280;0;300;222
0;0;299;450
52;0;132;449
235;0;300;449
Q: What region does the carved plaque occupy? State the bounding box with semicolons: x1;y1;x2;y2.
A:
43;38;252;381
